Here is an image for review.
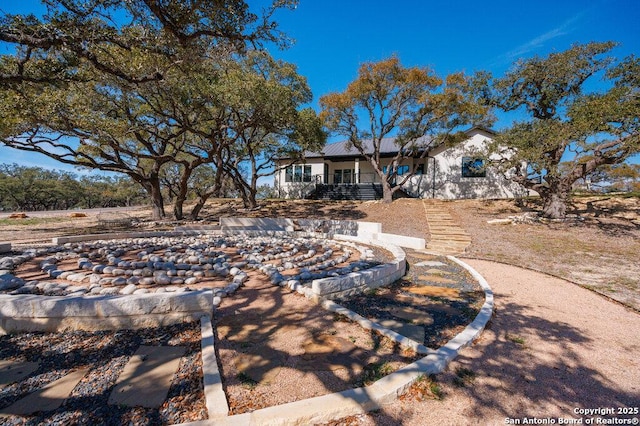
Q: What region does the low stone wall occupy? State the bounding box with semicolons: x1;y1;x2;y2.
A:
0;290;213;334
220;217;368;236
219;217;424;249
349;231;425;250
308;236;406;302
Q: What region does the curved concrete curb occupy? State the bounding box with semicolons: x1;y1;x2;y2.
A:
182;255;494;426
306;236;407;301
200;315;229;419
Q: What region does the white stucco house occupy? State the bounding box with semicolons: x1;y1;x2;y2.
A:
274;127;528;200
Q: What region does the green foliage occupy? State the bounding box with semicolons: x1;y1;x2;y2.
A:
357;361;394;386
0;2;313;219
0;163;145;211
0;0;296;85
584;163;640;192
480;42;640;218
453;367;476;387
320;56;489;202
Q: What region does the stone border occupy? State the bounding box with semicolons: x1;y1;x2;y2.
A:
200;315;229;419
0;290;213;334
1;222;492;425
182;250;494;425
52;230;206;245
300;236;407;302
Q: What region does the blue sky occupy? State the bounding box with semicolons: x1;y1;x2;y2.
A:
0;0;638;173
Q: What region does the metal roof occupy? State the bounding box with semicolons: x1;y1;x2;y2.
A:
304;135;434;158
293;127;495;160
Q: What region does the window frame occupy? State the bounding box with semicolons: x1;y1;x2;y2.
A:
285;164;313;183
461;157;486;178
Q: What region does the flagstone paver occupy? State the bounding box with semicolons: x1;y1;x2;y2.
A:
0;368;88;416
387;306;434;325
372;319;425;343
414;260;447;267
108;345;186;409
417;275;458;285
0;360;39;389
404;285;461;299
423;268;452;275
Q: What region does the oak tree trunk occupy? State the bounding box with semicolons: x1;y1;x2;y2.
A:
541;190;568;219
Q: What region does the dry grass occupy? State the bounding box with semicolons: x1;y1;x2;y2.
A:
1;195;638;311
447;196;640;311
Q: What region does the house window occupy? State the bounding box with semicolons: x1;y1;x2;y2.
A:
285;165;312;183
333;169;352;184
382;165;410;175
462;157;486;178
415;164;425;175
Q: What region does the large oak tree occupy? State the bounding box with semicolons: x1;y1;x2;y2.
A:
320;56;488;203
0;1;303;219
479;42;640;219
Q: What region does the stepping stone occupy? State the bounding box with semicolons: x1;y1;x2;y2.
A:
387;306;434;325
409;253;439;261
0;368;88;416
234;347;284;384
373;319;425;344
0;360;39;389
423;268;452;276
417;275;458;285
405;285;460;299
300;335;366;372
383;293;463;316
418;302;463;317
108;345;185;409
414;260;446;267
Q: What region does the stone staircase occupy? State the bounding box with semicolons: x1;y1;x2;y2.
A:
422;200;472;255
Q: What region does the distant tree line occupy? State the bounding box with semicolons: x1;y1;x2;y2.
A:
0;1;637;221
0;1;325;220
0;164;146;211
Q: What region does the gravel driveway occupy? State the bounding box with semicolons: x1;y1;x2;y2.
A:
340;259;640;425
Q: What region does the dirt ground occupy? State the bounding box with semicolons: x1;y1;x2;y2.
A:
2;195;636;311
1;195;639;425
446;196;640;311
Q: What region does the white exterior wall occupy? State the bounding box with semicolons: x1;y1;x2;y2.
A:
404;130;527;199
276;157;423;197
274;158;324;198
274;130;526;200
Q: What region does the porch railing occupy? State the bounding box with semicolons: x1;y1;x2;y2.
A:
314;173;383;185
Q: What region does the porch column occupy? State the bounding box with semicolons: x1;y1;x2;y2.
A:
354;158;360;184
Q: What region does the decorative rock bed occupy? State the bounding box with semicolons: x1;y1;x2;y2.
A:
0;231;403;334
0;219;494;426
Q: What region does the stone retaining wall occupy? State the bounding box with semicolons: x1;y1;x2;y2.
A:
0;290;213;334
221;217;369;237
308;236;406;301
219;217;424;249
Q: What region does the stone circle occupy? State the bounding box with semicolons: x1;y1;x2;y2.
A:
0;234;385;306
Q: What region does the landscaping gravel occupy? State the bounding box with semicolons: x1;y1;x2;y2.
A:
0;322;206;425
